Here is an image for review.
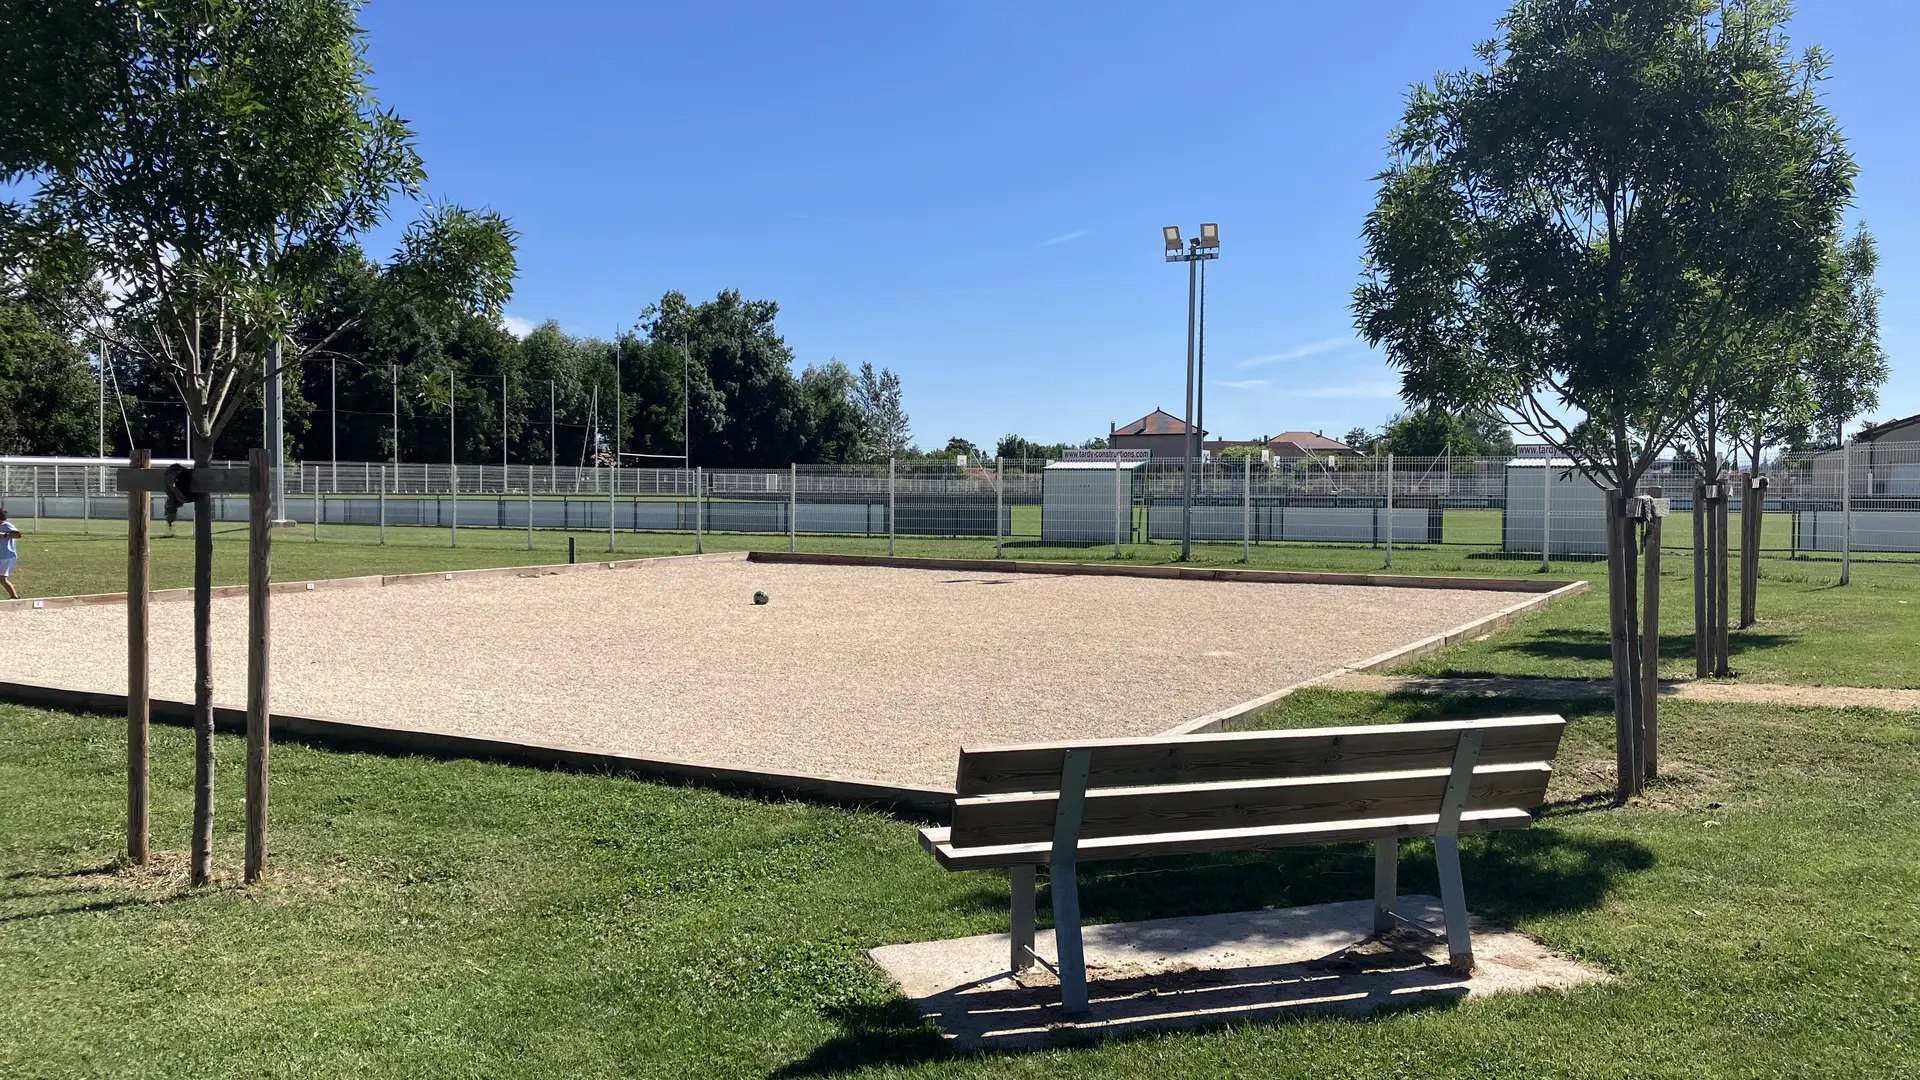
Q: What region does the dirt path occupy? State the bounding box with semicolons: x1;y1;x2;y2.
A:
1327;673;1920;711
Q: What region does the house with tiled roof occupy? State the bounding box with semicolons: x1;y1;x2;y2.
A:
1263;431;1355;461
1109;409;1205;459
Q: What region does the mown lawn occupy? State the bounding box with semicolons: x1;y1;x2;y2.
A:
2;691;1916;1078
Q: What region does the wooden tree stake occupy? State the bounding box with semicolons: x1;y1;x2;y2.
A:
245;448;273;883
126;448;151;866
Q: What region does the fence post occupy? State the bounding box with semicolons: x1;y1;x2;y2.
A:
313;478;320;542
1840;443;1851;585
608;463;616;554
1113;458;1123;557
888;457;896;557
789;463;797;553
33;464;41;531
450;463;458;548
695;466;704;554
1242;457;1252;561
995;458;1004;558
527;466;534;551
1384;452;1394;568
378;466;386;545
83;468;90;534
1542;459;1552;571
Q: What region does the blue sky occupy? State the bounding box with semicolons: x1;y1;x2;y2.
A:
358;1;1918;450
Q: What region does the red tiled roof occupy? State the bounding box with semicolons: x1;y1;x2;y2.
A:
1114;409;1200;436
1266;431;1352;452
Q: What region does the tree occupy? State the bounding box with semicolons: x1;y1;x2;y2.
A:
0;302;96;455
1354;0;1853;799
797;360;868;464
855;362;910;458
1342;427;1380;456
3;1;516;883
1378;407;1515;458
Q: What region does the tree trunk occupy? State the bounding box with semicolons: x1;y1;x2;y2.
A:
190;470;215;886
1739;473;1764;628
1605;489;1643;801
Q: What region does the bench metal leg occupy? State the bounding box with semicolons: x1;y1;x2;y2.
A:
1434;835;1473;972
1010;864;1036;973
1434;728;1485;974
1051;860;1087;1013
1373;837;1398;933
1051;747;1093;1015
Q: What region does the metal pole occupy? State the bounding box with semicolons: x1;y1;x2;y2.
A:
695;465;704;553
527;462;534;551
268;337;287;523
1385;452;1394;568
888;457;896;557
1840;441;1851;585
548;379;556;492
97;335;105;467
1114;457;1123;557
683;332;692;469
1181;253;1197;560
502;373;509;481
391;363;399;480
608;457;615;554
789;462;797;553
330;357;337;492
1243;455;1252;562
995;457;1004;558
1542;457;1552;572
449;372;458;548
378;465;386;545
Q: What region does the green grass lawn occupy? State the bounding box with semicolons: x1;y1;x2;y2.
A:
3;691;1915;1078
13;514;1920;688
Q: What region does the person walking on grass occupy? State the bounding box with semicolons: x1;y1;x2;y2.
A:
0;509;19;599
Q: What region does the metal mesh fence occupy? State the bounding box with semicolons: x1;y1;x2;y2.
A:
4;447;1915;562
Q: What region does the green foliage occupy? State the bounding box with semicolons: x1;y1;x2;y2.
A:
1375;408;1515;458
853;362;910;458
798;361;868;464
1354;0;1856;487
3;0;516;461
0;301;95;455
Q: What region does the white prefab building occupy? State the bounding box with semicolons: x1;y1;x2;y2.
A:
1502;458;1609;556
1042;459;1143;543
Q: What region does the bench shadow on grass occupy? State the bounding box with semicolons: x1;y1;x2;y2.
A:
778;830;1651;1076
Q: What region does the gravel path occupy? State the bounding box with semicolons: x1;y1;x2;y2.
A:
3;561;1529;789
1328;673;1920;710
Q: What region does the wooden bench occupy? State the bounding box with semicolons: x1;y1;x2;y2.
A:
918;715;1566;1013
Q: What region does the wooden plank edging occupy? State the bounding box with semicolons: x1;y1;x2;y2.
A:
744;550;1584;594
0;549;752;612
0;678;952;820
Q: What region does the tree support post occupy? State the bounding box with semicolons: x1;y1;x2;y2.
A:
1640;490;1664;781
125;449;151;866
1713;470;1731;676
1693;476;1708;678
244;448;272;883
1606;489;1643;800
1740;474;1766;627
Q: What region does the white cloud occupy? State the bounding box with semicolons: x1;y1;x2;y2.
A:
1238;337;1352;369
1294;380;1400;399
501;314;538;339
1216;379;1269;390
1040;228;1093;247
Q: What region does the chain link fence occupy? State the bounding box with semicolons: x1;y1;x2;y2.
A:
5;447;1916;562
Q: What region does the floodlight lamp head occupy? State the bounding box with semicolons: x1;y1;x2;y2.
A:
1163;225;1182;252
1198;223;1219;249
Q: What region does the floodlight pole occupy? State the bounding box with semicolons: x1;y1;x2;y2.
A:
329;357;338;492
1164;226;1219;562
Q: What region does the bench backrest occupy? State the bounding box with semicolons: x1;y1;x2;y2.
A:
948;716;1566;850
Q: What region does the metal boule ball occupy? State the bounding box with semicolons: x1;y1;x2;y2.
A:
753;591;769;605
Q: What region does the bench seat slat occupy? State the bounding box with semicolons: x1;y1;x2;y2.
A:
948;762;1552;848
919;807;1535;871
956;716;1566;795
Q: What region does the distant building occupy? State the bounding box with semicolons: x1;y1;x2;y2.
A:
1110;409;1204;459
1264;431;1356;462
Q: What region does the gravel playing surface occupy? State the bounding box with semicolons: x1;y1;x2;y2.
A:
3;561;1529;789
